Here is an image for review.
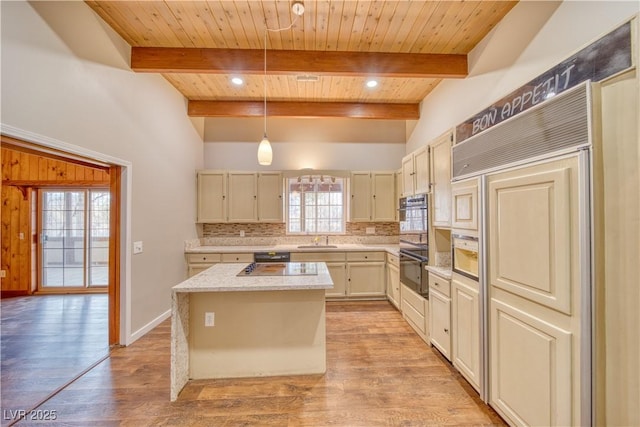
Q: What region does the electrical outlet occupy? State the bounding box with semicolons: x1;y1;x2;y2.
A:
239;230;245;237
204;312;215;327
366;227;376;235
0;270;6;278
18;232;24;240
133;241;143;254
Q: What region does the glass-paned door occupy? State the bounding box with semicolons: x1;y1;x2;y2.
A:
39;189;110;290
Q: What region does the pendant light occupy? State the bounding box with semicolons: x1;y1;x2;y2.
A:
257;1;304;166
257;29;272;166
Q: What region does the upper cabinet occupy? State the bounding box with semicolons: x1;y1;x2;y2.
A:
431;131;453;228
197;170;283;223
257;172;283;222
197;171;227;223
228;172;258;222
451;177;479;231
350;171;396;222
401;145;430;197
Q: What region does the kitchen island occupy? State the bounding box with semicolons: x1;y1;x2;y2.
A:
171;262;333;401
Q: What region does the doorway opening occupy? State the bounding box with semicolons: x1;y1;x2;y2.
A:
1;135;121;344
38;189;110;292
1;134;124;419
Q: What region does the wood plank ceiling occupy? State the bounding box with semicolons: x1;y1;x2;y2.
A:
86;1;518;119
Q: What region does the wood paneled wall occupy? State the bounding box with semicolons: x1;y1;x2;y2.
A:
1;142;110;296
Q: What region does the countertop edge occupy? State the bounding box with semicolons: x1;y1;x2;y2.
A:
185;244;400;256
425;265;453;280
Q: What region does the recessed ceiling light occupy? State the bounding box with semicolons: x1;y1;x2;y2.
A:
366;80;378;88
231;77;244;85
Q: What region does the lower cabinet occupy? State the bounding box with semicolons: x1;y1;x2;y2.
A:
451;273;481;392
386;253;400;309
186;253;221;278
324;262;347;297
291;251;385;299
290;252;347;297
401;282;429;343
428;272;451;361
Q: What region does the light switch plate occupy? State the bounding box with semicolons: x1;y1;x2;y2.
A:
133;241;143;254
366;227;376;234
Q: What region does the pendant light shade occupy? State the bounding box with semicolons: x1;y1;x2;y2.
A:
257;134;272;165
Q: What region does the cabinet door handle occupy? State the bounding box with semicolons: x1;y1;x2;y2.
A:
444;328;449;334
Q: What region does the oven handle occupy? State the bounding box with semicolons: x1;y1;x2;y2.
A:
400;250;428;263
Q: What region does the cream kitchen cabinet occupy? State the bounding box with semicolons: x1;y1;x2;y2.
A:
197;171;283;223
401;282;428;343
451;273;481;392
428;272;451;361
186;252;254;278
401;145;430;197
346;252;386;298
487;156;581;426
257;172;283;222
291;252;347;298
386;253;400;309
197;171;227;223
350;172;372;222
228;172;258;222
186;253;222;278
221;253;253;263
291;251;385;299
350;171;396;222
451;176;479;231
430;132;453;227
395;169;402;221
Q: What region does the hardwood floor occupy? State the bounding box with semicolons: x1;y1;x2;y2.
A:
14;301;505;426
0;294;109;427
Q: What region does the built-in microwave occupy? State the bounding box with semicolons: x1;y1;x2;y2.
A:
452;234;479;281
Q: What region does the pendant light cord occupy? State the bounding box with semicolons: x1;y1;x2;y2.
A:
263;29;267;138
262;5;302;139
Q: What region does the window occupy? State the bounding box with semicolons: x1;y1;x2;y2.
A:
40;189;110;289
287;175;345;234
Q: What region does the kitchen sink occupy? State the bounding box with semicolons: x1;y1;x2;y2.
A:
297;245;339;249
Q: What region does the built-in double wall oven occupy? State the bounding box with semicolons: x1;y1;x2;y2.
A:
399;193;429;298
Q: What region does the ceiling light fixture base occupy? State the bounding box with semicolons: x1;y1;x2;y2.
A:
292;2;305;16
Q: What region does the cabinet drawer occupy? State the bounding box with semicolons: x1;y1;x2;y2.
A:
428;272;451;297
291;252;346;262
221;253;253;263
346;251;385;262
402;296;426;334
186;253;222;264
386;253;399;267
401;283;427;316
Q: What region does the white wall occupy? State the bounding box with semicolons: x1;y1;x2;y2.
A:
1;1;204;339
204;117;405;170
407;0;640;152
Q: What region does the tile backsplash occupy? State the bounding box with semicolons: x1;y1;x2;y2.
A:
199;222;399;246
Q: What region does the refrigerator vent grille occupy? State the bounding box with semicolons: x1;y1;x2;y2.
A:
452;82;590;179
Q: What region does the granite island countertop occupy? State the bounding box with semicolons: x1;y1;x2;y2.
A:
173;262;334;293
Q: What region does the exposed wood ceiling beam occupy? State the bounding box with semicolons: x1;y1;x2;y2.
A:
132;47;468;78
188;101;420;120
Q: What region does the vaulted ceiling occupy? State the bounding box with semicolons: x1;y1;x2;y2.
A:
86;1;518;119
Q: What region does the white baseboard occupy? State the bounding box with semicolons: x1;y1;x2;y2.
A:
127;309;171;345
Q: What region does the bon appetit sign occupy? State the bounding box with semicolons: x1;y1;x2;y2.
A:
456;21;632;143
